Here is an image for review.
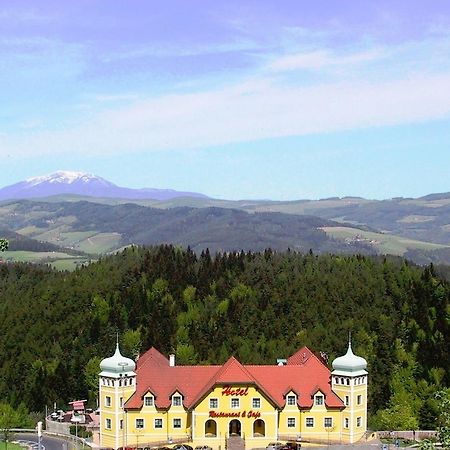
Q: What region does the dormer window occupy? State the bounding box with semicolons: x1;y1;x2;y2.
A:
172;395;182;407
145;396;154;407
287;395;296;406
315;394;324;406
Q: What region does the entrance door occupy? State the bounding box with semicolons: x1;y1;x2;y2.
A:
229;419;241;436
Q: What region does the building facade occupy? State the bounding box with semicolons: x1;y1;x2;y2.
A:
99;343;368;449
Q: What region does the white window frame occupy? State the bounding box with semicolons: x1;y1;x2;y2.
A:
172;395;182;407
105;396;111;407
324;417;333;428
345;395;350;406
357;417;362;427
136;418;144;429
305;417;314;428
287;417;296;428
173;418;182;429
315;394;324;406
105;418;111;430
231;398;240;409
287;395;296;406
145;396;154;407
252;398;261;408
209;398;218;409
357;394;362;405
154;418;163;429
344;417;349;428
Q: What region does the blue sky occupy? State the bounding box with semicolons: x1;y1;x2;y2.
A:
1;0;450;200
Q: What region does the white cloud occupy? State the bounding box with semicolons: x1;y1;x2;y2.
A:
2;71;450;158
267;48;385;72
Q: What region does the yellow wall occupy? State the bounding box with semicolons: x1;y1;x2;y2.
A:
278;391;342;444
192;385;278;449
100;378;367;449
332;374;368;443
100;377;136;449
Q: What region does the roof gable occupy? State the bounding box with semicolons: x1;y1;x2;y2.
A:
214;356;257;384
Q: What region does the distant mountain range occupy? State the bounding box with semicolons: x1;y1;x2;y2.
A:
0;171;208;201
2;171;450;267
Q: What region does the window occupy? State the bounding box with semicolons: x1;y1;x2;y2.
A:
120;419;123;430
315;395;324;406
357;395;362;405
346;379;350;385
209;398;218;409
119;397;123;408
357;417;362;427
105;418;111;429
345;396;350;406
231;398;240;409
324;417;333;428
287;417;296;428
145;396;154;407
306;417;314;428
252;398;261;408
105;396;111;407
154;418;163;429
173;418;182;429
136;419;144;429
287;395;296;406
344;418;349;428
172;395;182;406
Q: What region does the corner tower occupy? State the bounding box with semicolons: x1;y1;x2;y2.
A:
331;341;367;443
99;342;137;449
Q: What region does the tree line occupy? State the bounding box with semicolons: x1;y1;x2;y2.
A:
0;245;449;430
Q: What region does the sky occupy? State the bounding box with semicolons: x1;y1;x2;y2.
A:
1;0;450;200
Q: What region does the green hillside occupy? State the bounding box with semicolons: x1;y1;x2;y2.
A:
0;246;448;432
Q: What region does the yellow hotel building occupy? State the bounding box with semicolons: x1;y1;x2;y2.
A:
99;343;368;449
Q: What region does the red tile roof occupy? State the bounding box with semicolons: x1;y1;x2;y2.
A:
124;346;344;410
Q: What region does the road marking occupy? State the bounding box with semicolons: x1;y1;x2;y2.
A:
15;439;46;450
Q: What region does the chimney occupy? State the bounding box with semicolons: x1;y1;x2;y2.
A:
169;354;175;367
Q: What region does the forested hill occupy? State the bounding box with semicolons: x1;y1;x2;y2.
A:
0;199;372;255
0;246;449;430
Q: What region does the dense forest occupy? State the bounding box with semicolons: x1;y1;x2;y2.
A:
0;245;449;430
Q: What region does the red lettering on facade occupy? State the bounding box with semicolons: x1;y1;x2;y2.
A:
221;386;249;396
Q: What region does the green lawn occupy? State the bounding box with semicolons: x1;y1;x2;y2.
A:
0;441;23;450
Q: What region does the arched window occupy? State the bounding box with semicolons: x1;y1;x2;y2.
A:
205;419;217;437
253;419;265;437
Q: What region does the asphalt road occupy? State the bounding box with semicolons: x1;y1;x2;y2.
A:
13;432;73;450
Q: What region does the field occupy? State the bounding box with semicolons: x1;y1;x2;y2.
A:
321;226;449;256
1;251;90;269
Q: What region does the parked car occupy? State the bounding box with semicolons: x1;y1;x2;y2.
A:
266;443;284;450
281;442;301;450
195;446;212;450
172;445;193;450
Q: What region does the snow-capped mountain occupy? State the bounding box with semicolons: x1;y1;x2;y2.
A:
0;171;208;201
